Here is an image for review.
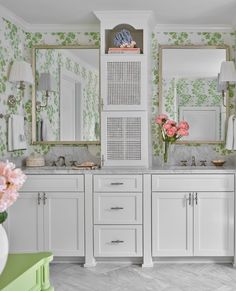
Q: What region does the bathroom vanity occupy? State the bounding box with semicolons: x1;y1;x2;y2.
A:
5;167;235;268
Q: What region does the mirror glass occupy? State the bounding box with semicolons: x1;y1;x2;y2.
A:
159;46;229;143
32;46;100;144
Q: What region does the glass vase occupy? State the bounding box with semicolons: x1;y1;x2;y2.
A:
163;141;169;164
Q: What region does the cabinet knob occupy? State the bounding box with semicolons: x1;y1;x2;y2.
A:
110;182;124;186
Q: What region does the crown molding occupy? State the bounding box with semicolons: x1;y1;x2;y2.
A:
0;4;28;30
0;3;99;32
156;24;234;32
0;4;235;34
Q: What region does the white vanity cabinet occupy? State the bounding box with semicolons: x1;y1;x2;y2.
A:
93;175;143;257
6;175;84;257
95;11;153;168
152;174;235;257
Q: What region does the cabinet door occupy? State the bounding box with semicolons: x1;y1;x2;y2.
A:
101;55;147;111
194;192;234;256
101;111;148;167
44;192;84;256
152;192;193;256
5;192;43;252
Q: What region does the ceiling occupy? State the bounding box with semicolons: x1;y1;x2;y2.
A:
0;0;236;25
0;0;236;28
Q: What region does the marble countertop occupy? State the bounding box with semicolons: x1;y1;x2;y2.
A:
22;165;236;175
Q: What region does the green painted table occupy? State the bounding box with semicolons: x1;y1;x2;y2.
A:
0;252;54;291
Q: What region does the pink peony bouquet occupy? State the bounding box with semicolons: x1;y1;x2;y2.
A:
155;114;190;162
0;161;26;223
155;114;189;141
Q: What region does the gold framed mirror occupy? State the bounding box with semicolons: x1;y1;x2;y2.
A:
159;45;230;144
31;45;100;145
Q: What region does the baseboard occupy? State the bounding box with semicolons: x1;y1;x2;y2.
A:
51;256;234;265
52;257;85;264
153;256;234;264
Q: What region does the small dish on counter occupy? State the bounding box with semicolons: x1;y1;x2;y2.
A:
211;160;226;167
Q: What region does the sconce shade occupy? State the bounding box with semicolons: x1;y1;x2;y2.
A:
38;73;57;92
219;61;236;83
9;61;34;84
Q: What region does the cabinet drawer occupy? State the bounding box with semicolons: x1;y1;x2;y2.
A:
21;175;84;192
94;175;142;192
152;174;234;192
94;193;142;224
94;225;142;257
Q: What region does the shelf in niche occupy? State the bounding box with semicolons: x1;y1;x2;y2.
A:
105;24;143;54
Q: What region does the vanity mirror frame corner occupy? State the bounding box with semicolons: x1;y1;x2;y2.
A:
158;44;230;145
31;44;101;145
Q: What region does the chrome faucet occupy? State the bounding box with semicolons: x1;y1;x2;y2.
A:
191;156;196;167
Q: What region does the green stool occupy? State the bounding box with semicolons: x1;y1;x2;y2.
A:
0;252;54;291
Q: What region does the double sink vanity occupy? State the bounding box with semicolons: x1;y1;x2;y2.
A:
5;164;235;268
7;11;235;268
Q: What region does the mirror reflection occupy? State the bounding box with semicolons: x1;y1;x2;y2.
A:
159;46;229;143
33;46;100;143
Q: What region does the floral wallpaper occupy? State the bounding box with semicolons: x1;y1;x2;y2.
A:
152;31;236;158
35;48;99;141
0;16;100;162
0;14;236;164
162;77;221;119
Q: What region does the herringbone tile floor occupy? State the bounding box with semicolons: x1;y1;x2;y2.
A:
50;263;236;291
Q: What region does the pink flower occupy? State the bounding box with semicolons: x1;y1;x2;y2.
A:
6;168;26;190
166;127;177;137
0;176;7;192
177;128;189;136
155;114;168;125
0;160;26;212
178;121;189;130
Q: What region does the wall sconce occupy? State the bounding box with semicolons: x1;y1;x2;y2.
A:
8;60;34;106
36;73;57;112
218;61;236;107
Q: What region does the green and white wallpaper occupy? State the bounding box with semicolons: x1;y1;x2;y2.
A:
152;31;236;159
35;48;99;141
0;14;236;163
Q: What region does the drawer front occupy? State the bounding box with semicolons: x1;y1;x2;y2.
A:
152;174;234;192
94;193;142;224
21;175;84;192
94;225;142;257
94;175;142;192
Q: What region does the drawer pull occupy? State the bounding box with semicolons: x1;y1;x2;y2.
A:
111;240;124;244
110;207;124;210
110;182;124;186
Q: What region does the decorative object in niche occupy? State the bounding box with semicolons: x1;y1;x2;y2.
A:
113;29;136;48
8;61;34;106
159;45;229;144
32;45;100;145
155;114;189;163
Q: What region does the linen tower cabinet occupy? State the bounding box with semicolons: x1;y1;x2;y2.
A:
94;11;154;168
